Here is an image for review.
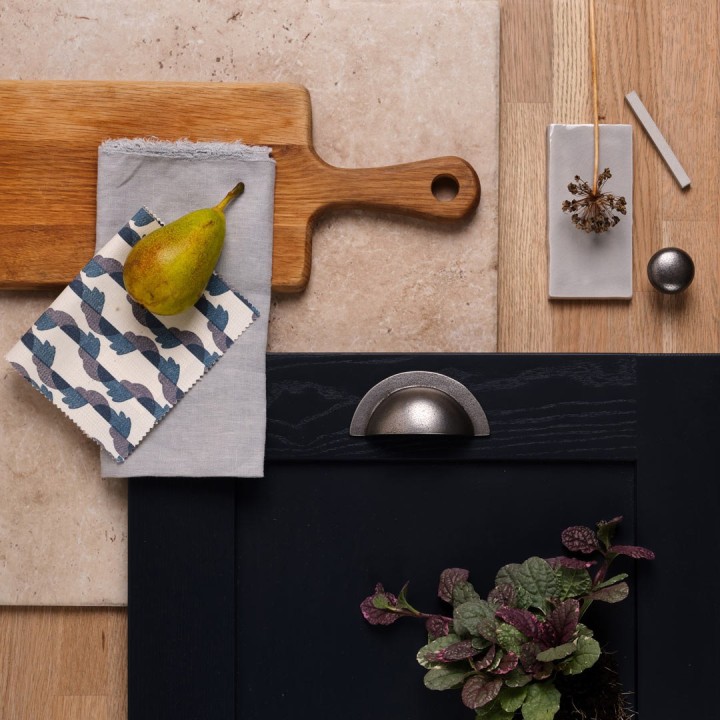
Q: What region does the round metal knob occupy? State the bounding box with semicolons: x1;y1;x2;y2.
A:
647;247;695;294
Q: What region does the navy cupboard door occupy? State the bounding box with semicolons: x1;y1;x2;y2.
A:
128;354;720;720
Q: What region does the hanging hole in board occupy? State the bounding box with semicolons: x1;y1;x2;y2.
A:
431;174;459;202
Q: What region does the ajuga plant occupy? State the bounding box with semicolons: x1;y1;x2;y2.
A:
561;0;626;234
360;517;654;720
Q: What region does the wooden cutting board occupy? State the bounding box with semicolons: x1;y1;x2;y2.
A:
0;81;480;293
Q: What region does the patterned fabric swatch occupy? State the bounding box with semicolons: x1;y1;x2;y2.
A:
6;208;257;462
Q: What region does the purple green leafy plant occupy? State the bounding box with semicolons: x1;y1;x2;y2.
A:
360;517;654;720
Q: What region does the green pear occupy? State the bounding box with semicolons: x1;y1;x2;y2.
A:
123;182;244;315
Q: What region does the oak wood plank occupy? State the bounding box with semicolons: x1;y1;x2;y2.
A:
498;103;554;352
52;695;109;720
498;0;720;353
500;0;553;103
0;81;480;293
0;608;126;720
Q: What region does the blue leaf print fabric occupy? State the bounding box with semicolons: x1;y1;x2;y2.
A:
5;209;257;462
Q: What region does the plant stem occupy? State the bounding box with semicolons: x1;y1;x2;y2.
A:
589;0;599;195
579;598;593;620
393;607;454;625
581;550;614;619
414;611;455;623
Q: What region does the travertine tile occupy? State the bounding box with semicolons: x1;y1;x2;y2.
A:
0;0;499;604
1;295;128;605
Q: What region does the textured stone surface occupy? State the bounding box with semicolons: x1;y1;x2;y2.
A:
0;0;499;604
0;293;128;604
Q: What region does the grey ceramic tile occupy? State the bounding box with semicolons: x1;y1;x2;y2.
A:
547;124;633;299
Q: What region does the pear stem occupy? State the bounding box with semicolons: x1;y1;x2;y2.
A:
214;182;245;213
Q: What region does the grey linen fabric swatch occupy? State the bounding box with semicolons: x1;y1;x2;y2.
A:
96;139;275;478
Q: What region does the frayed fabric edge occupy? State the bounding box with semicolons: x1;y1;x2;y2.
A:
99;137;273;161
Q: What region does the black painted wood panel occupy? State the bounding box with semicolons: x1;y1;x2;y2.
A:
635;355;720;719
129;353;720;720
234;461;637;720
128;478;236;720
264;354;638;461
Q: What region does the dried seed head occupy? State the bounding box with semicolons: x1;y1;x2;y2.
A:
562;168;627;233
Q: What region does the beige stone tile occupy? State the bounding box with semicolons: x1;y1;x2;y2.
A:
0;0;499;604
0;295;128;605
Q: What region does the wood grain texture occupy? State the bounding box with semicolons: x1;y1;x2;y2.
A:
0;607;126;720
264;353;638;461
498;0;720;352
0;81;480;293
2;1;718;717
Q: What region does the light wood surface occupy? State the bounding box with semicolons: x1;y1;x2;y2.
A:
2;1;719;717
0;81;479;293
0;608;126;719
499;0;720;353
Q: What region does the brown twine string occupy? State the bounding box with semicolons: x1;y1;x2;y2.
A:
589;0;599;194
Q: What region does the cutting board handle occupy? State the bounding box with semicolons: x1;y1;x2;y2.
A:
314;156;481;222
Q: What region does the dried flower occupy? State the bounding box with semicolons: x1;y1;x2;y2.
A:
562;168;627;234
